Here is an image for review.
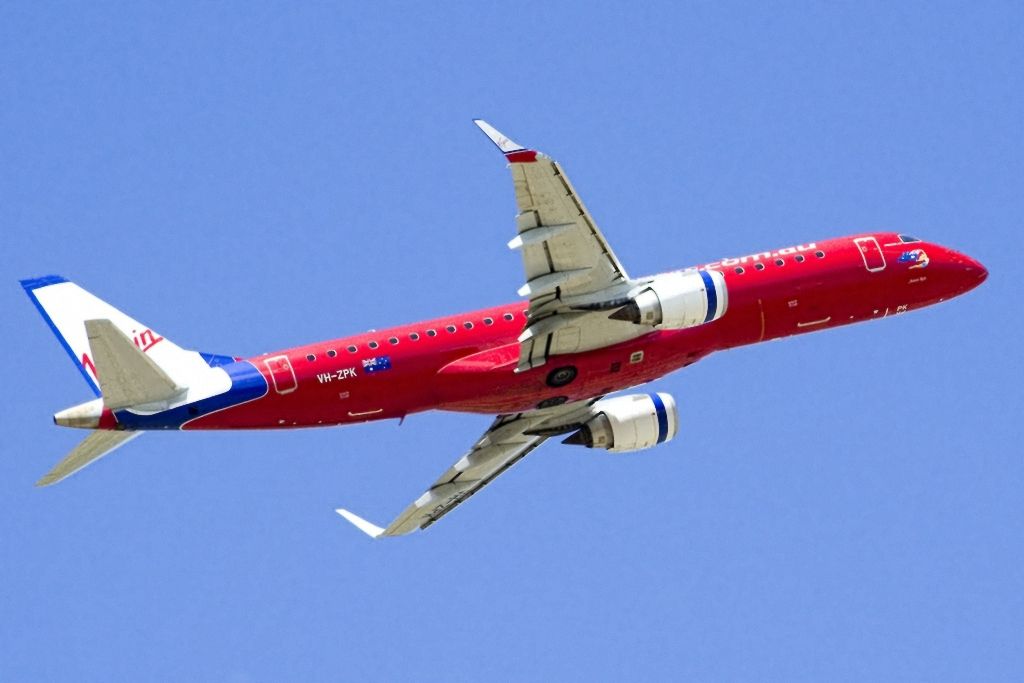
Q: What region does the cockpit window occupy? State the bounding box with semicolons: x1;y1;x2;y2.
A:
899;234;921;243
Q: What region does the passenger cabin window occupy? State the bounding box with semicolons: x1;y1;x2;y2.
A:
346;345;357;353
368;341;379;349
503;313;514;321
815;250;825;258
774;258;784;266
410;332;420;341
484;317;494;325
795;254;805;263
388;337;398;345
446;325;456;333
734;267;744;274
426;329;437;337
899;234;921;243
306;354;316;362
463;321;473;330
327;350;337;358
754;263;765;271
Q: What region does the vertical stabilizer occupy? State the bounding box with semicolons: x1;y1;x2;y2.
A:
20;276;231;402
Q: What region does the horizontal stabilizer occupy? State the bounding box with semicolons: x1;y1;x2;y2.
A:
36;430;141;487
86;319;185;410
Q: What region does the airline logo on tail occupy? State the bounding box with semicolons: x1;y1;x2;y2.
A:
21;275;236;405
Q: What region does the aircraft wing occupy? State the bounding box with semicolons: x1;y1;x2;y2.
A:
336;400;596;537
474;120;638;371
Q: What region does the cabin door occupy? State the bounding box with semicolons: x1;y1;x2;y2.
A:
263;355;298;394
853;236;886;272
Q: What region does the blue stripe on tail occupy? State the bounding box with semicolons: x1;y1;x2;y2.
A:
114;360;268;430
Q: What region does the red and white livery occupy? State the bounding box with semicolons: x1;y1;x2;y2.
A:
21;121;988;537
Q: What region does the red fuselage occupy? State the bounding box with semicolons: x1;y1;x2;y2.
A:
185;232;986;430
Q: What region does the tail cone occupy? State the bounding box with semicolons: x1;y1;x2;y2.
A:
53;398;104;429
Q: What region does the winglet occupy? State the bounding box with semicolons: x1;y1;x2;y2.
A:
335;508;386;538
473;120;539;163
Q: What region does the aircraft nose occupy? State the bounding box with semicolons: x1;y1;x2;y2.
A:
947;249;988;292
967;255;988;283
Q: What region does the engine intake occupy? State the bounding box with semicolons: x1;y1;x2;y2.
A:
562;392;678;453
610;270;727;329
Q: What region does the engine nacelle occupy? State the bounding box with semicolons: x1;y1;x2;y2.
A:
562;392;678;453
610;270;727;329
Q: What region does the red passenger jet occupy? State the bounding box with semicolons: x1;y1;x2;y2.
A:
22;121;987;537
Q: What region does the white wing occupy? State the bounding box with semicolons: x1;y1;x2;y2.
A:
475;119;629;300
337;400;597;537
474;121;647;371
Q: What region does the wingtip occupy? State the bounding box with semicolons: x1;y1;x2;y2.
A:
335;508;386;538
472;119;527;155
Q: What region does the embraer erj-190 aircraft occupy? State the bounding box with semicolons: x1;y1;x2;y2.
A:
22;121;987;537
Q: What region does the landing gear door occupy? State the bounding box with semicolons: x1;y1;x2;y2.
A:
854;236;886;272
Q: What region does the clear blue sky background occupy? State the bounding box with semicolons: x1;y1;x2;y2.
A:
2;3;1021;681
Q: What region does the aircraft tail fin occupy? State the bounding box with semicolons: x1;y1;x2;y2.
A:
35;430;142;487
20;275;217;398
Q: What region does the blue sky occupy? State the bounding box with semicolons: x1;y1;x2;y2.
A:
2;2;1021;680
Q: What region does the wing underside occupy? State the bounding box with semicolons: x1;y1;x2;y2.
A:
338;122;655;538
474;120;645;371
337;400;596;537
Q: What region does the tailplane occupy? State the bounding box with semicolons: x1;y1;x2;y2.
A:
35;431;142;487
85;319;185;410
22;275;238;487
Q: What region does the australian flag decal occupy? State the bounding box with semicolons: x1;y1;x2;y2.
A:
362;355;392;374
897;248;930;269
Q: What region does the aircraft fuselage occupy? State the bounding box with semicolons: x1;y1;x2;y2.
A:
103;231;985;432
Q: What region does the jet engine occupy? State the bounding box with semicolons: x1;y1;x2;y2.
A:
610;270;727;329
562;392;678;453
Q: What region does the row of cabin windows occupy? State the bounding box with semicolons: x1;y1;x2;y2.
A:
733;250;825;275
304;310;526;361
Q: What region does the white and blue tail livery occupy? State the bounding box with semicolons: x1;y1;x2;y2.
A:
20;275;231;403
20;276;254;486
